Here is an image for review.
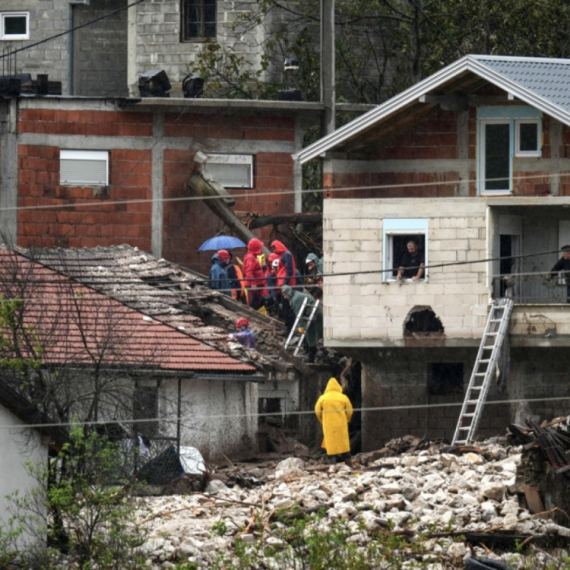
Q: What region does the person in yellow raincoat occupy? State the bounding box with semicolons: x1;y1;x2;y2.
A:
314;377;353;464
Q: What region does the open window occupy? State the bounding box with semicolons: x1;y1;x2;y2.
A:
60;150;109;186
383;218;428;282
0;12;29;40
428;363;463;395
133;384;158;436
478;107;542;195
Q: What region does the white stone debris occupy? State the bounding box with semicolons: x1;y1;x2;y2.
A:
131;442;568;569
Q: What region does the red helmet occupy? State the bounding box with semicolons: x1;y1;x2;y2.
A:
235;318;249;329
217;249;230;261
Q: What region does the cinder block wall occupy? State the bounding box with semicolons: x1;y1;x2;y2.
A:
323;198;489;345
361;346;570;450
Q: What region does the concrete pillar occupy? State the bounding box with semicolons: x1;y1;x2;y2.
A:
151;111;164;257
0;99;18;246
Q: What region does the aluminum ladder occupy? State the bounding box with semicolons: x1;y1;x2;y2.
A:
284;297;320;357
451;298;514;445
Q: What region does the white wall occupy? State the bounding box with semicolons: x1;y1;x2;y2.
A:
323;198;490;346
161;377;258;461
0;406;47;552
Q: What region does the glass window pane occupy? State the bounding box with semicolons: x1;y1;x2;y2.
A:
519;122;538;152
4;16;26;35
485;123;510;191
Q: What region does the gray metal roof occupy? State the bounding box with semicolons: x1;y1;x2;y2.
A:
294;55;570;164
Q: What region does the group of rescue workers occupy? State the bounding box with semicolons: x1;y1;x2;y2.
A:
209;239;353;464
209;238;324;362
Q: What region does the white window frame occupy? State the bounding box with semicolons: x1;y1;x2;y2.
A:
205;154;254;188
383;219;428;283
60;150;109;186
478;107;542;196
0;12;29;40
515;119;540;157
479;119;512;195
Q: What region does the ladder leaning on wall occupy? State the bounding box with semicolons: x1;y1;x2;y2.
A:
284;297;320;357
451;298;514;446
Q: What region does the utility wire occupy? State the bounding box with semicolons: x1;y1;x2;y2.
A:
1;395;569;431
0;0;147;61
0;171;565;213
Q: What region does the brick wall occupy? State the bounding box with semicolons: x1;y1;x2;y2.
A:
327;104;570;199
14;100;299;272
18;145;152;249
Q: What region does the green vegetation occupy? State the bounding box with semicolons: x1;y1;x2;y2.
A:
0;424;147;569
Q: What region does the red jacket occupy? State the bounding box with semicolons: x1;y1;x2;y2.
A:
271;240;297;288
242;238;266;289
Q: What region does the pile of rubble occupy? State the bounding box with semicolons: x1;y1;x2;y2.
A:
134;437;570;569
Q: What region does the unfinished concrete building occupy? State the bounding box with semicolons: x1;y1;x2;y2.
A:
295;55;570;450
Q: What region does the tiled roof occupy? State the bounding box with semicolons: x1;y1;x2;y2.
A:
28;245;294;372
0;249;256;374
294;54;570;164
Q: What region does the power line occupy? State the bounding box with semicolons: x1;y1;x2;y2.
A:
0;171;566;213
1;395;568;431
0;0;147;62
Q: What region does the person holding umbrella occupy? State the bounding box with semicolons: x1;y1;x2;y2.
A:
209;251;230;295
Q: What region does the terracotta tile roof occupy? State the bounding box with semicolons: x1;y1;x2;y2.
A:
0;249;256;374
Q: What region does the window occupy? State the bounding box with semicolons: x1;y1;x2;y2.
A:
428;363;463;395
60;150;109;186
478;107;542;195
1;12;29;40
515;119;540;156
383;218;428;282
204;154;254;188
181;0;216;41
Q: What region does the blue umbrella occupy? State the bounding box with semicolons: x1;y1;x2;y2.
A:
198;235;246;251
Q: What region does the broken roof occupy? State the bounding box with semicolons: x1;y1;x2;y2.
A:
0;248;256;375
26;245;309;375
294;54;570;164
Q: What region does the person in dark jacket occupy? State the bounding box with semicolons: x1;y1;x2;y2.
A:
546;244;570;302
208;252;230;295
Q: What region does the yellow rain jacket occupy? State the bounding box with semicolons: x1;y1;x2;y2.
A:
314;377;353;455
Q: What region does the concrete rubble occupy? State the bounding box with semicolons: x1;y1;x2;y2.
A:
133;438;570;569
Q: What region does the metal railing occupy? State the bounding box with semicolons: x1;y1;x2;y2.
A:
492;274;569;304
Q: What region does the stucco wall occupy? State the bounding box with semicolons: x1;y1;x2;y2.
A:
161;377;258;461
323;198;489;346
0;406;47;550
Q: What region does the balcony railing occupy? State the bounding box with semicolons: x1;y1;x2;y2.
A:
492;274;569;304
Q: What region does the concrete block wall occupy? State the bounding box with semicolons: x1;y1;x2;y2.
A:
323;198;489;346
133;0;265;95
0;1;69;91
360;346;570;450
74;0;128;97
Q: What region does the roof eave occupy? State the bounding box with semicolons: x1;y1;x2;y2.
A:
293;55;570;164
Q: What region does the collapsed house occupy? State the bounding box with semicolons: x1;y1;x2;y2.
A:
28;244;356;452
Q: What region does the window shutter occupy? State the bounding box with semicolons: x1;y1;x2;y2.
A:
60;150;108;185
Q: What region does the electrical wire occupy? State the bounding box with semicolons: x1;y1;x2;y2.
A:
1;395;569;431
0;0;147;62
1;170;565;213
